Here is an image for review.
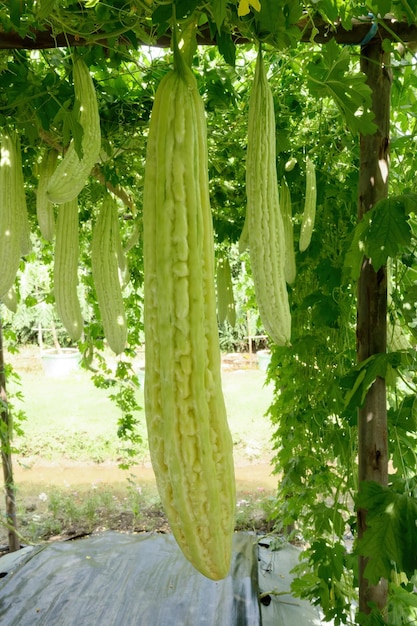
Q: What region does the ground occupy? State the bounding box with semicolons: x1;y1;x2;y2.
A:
1;346;278;550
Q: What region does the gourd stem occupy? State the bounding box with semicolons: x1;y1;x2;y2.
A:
171;3;197;75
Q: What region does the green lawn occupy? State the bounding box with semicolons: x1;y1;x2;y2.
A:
9;361;274;465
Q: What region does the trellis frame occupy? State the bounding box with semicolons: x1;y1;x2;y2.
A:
1;10;417;618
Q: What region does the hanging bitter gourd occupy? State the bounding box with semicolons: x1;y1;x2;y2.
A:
36;148;58;240
299;156;317;252
280;177;296;285
0;131;30;300
91;193;127;355
15;133;32;257
238;215;249;253
47;58;101;204
143;45;235;581
217;254;236;327
246;48;291;346
2;287;17;313
53;198;84;342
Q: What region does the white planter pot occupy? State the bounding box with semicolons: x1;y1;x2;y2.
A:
41;348;81;377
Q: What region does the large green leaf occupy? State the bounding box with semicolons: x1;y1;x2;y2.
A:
342;351;409;411
344;194;416;280
356;481;417;584
364;196;414;270
306;40;377;135
210;0;228;30
255;0;302;48
216;29;236;66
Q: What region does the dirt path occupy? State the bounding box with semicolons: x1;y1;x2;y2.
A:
13;458;277;493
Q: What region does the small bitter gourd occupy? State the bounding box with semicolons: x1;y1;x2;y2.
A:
299;156;317;252
280;177;296;284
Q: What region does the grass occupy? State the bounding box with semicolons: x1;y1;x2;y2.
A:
9;359;274;466
1;347;277;546
13;479;275;545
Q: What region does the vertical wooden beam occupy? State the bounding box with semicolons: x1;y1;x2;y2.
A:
357;40;391;616
0;318;20;552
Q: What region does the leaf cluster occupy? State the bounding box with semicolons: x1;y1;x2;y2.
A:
355;480;417;608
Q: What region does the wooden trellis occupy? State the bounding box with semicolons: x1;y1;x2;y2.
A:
1;10;417;617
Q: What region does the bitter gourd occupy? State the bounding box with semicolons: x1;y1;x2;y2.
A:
143;46;235;581
280;177;296;284
217;254;236;327
0;131;30;299
37;148;58;240
47;58;101;204
91;194;127;355
299;156;317;252
53;198;84;341
246;48;291;346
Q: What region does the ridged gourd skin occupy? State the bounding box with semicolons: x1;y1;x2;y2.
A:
37;149;58;240
15;134;32;257
246;49;291;346
217;255;236;327
0;131;29;300
91;194;127;355
238;214;249;253
2;287;17;313
143;53;236;581
299;156;317;252
46;58;101;204
53;198;84;341
280;177;296;284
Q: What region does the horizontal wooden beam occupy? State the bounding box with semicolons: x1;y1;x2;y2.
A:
299;16;417;45
1;16;417;51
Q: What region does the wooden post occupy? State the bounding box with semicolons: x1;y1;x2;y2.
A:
0;318;20;552
357;40;391;616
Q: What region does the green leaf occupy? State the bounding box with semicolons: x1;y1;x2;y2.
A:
398;191;417;214
364;197;413;270
313;0;340;23
356;481;417;583
8;0;23;28
36;0;57;21
151;4;172;37
216;30;236;66
342;352;405;411
176;0;201;19
343;215;368;281
210;0;228;30
344;194;415;280
310;503;346;536
152;0;200;24
368;1;394;17
307;40;377;135
389;394;417;433
255;0;302;49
